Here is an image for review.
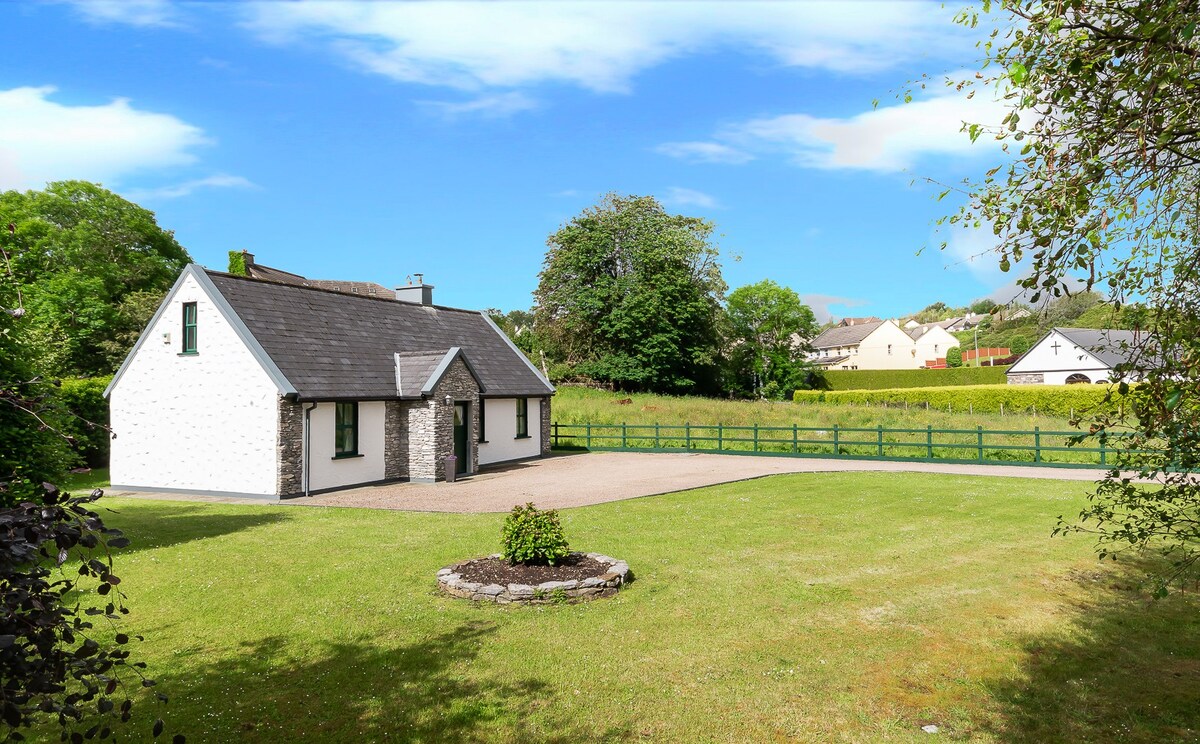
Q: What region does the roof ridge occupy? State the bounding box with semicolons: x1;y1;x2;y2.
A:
202;265;484;315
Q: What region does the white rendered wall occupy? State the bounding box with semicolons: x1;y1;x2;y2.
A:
478;398;541;465
109;274;279;496
306;401;386;491
1007;330;1114;385
914;326;961;364
854;322;927;370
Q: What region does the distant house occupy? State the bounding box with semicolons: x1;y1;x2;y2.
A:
106;264;554;499
809;319;960;370
1006;328;1146;385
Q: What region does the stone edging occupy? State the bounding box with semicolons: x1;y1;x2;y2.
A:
437;552;630;604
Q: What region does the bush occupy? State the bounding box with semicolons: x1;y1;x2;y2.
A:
816;366;1009;391
501;503;570;566
57;376;112;468
794;383;1127;418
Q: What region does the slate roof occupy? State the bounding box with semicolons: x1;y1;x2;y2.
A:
812;355;852;367
1053;328;1145;368
811;320;884;349
245;262;395;298
204;268;553;400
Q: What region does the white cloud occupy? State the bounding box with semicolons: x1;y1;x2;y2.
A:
417;92;539;120
655;141;753;164
800;294;868;324
123;174;257;201
662;187;719;210
241;1;966;93
659;80;1011;173
65;0;180;28
0;86;210;191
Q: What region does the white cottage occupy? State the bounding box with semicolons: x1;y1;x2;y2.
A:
105;265;555;499
1006;327;1144;385
808;319;960;370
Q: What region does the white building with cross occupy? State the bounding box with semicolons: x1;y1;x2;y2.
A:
1006;328;1146;385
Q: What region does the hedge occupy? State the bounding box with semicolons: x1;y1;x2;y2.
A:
57;376;112;469
793;383;1127;418
817;366;1010;391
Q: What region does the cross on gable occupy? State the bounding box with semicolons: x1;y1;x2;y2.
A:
1050;341;1062;355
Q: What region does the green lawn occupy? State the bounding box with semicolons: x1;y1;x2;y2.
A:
50;472;1200;743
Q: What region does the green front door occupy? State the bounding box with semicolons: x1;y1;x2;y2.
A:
453;402;468;475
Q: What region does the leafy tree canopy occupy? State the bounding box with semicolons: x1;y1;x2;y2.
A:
534;193;726;394
725;279;819;399
0;181;190;376
950;0;1200;592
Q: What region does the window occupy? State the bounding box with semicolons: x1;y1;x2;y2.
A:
478;400;487;442
181;302;198;354
887;344;892;355
334;402;358;457
515;398;529;438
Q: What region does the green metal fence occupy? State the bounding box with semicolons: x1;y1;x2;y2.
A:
550;422;1148;469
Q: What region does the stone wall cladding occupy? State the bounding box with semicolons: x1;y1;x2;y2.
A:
539;396;552;455
276;398;304;496
437;553;629;604
403;357;481;482
1008;373;1045;385
384;400;408;480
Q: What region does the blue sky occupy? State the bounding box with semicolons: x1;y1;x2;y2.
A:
1;1;1015;320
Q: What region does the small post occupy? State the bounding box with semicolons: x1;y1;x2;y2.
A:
1000;403;1004;416
926;425;933;459
1034;426;1041;463
1099;434;1106;466
753;423;759;452
655;422;660;449
686;422;691;450
553;421;559;446
586;422;592;449
622;422;627;448
833;424;840;456
877;425;884;457
977;425;984;462
717;423;723;450
792;424;798;453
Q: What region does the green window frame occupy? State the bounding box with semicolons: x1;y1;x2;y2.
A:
334;402;359;458
515;398;529;439
478;400;487;443
181;302;198;354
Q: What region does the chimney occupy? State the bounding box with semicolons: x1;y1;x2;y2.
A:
242;250;255;267
395;273;434;305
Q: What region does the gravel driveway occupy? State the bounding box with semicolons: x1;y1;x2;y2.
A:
271;451;1111;513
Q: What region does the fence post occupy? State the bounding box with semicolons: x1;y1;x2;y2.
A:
977;425;984;462
792;424;798;453
686;423;691;450
655;423;660;449
622;422;627;448
1034;426;1041;463
586;422;591;449
717;423;723;451
833;424;840;456
1099;434;1106;466
877;425;884;457
553;421;558;447
926;425;933;459
753;423;759;452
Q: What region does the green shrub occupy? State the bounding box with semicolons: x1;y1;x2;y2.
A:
57;376;112;468
793;383;1127;418
816;366;1010;391
501;502;570;566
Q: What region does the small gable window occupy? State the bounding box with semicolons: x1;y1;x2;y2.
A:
515;398;529;439
334;402;359;457
181;302;198;354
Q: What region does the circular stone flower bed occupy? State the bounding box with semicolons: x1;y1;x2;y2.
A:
437;552;630;604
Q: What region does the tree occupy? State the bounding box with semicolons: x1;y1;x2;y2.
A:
534;194;726;394
724;280;818;399
0;181;190;377
948;0;1200;592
